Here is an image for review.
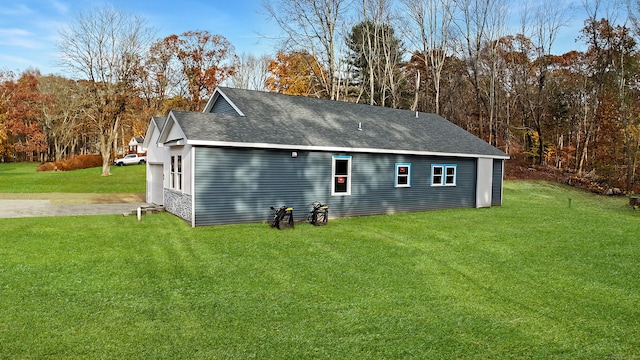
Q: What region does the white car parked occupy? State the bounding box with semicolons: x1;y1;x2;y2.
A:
114;154;147;166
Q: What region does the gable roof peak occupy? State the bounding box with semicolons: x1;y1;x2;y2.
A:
202;87;245;116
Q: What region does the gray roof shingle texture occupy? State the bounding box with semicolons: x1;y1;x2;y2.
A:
171;87;508;158
152;116;167;131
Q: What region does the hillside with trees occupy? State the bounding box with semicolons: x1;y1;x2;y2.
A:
1;0;640;193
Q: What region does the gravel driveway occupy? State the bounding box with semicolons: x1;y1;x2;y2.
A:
0;194;150;219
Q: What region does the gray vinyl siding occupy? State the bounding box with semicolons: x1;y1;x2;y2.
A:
492;159;503;206
194;147;478;226
209;96;238;115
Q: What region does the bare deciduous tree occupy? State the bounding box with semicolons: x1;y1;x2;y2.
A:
454;0;505;141
265;0;352;100
402;0;455;114
348;0;403;107
519;0;568;163
229;53;271;91
37;75;85;161
58;5;154;176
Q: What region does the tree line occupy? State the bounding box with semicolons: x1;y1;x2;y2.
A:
1;0;639;191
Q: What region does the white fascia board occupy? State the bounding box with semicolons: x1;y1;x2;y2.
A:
186;140;510;160
157;113;176;144
142;121;156;148
202;92;217;113
159;113;189;147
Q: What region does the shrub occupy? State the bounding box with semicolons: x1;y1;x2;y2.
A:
37;154;103;172
36;162;57;172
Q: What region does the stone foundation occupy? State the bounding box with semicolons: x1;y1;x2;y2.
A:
164;190;192;223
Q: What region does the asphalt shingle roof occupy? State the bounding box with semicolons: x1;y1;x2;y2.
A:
152;116;167;132
169;87;508;158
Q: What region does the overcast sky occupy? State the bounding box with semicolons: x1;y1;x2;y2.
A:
0;0;606;77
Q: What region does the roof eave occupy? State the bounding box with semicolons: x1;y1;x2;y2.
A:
186;139;510;160
142;120;157;148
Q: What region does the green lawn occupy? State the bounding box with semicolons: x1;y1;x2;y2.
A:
0;162;145;193
0;180;639;359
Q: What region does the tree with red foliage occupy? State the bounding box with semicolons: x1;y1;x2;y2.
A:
1;70;48;161
0;70;13;161
154;31;238;111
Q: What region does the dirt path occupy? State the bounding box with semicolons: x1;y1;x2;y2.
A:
0;193;150;218
0;193;145;204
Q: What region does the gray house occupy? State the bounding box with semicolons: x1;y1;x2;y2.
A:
144;87;509;227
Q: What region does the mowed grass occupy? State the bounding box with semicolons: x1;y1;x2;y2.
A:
0;162;145;193
1;180;639;358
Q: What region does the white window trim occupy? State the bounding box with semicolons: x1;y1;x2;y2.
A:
431;164;457;187
331;155;352;196
395;163;411;188
170;155;183;191
170;155;175;189
176;155;183;191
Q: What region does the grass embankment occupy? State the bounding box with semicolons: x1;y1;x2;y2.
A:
0;180;639;358
0;162;145;202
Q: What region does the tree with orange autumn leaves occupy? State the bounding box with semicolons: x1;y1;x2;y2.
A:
4;0;640;192
579;16;640;191
152;30;239;111
0;70;48;162
265;51;326;96
0;70;13;161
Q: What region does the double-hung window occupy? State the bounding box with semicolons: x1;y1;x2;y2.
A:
176;155;182;191
395;163;411;187
170;156;175;189
431;164;457;186
170;155;183;190
332;155;352;196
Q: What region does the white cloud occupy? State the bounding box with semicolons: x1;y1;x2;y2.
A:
0;4;33;16
50;0;69;15
0;53;36;66
0;28;31;37
0;28;41;49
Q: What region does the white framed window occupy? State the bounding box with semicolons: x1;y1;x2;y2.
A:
170;155;183;190
170;156;175;189
431;164;457;186
176;155;182;191
332;155;352;196
395;163;411;188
